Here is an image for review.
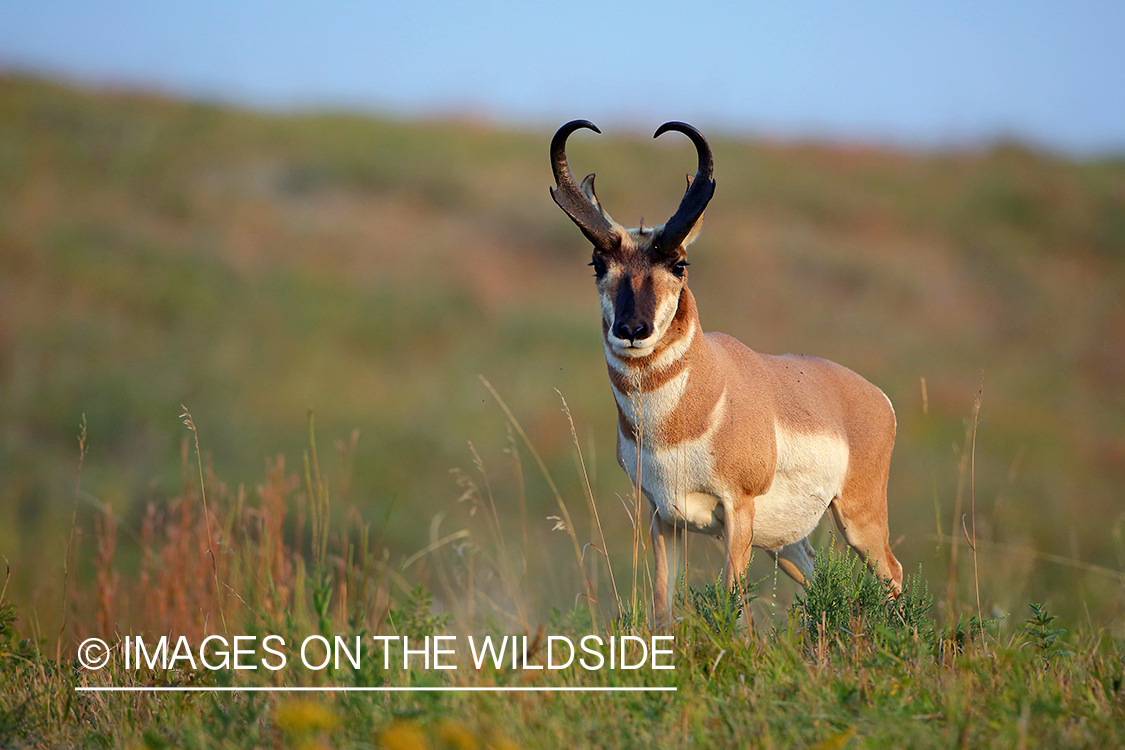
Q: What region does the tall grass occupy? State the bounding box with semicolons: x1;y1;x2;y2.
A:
1;393;1123;747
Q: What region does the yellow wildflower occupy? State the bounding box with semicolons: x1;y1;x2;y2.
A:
275;699;338;736
380;721;428;750
438;720;478;750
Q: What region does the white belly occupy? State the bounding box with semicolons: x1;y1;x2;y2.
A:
619;421;849;550
746;427;849;550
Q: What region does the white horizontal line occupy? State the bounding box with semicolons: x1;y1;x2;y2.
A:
75;686;676;693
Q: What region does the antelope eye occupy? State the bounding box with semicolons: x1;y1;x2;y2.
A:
671;259;690;278
589;257;608;278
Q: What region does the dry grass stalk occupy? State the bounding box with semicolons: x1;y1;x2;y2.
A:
180;405;228;633
57;414;87;661
969;379;985;650
558;390;620;623
93;506;118;641
479;376;598;630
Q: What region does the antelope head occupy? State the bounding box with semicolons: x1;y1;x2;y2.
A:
550;120;716;358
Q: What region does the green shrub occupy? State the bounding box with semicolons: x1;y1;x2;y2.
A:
795;540;934;656
681;571;758;639
1022;602;1074;666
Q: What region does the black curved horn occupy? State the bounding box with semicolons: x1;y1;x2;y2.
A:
653;121;716;254
550;120;619;250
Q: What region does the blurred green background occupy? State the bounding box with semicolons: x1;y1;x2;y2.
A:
1;74;1123;630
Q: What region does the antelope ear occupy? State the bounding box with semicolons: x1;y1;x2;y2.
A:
676;173;705;246
657;212;705;254
671;173;708;249
679;212;705;248
656;177;706;253
580;173;617;226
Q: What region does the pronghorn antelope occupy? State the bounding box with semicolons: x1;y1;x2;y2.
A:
550;120;903;623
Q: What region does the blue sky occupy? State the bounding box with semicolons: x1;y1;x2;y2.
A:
1;0;1123;154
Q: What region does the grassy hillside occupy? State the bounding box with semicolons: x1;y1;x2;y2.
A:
1;71;1124;637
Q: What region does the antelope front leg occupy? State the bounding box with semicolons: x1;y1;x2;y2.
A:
722;498;755;602
650;506;677;628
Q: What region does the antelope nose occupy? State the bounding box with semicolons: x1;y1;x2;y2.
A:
614;321;651;341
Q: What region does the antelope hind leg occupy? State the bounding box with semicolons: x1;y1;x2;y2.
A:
768;536;816;586
829;497;903;594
